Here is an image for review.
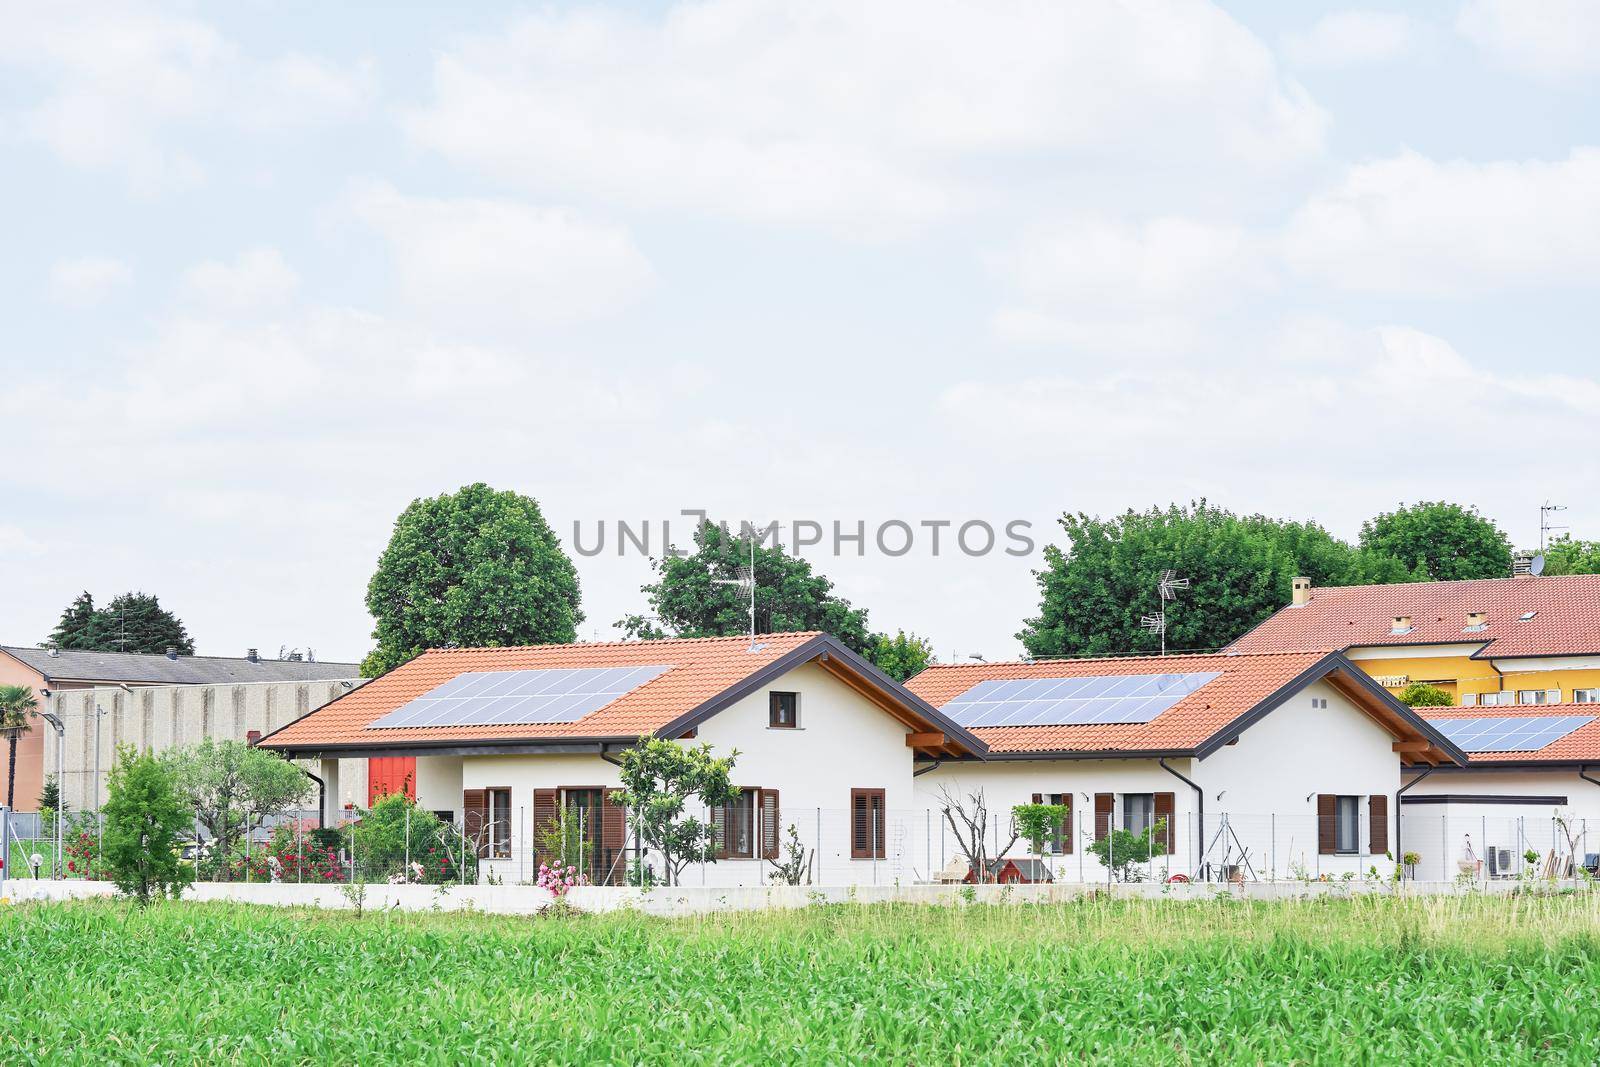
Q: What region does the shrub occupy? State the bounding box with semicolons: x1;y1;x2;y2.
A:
1087;820;1168;882
1398;683;1453;707
101;745;193;904
351;794;473;884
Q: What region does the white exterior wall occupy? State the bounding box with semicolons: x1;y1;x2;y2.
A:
918;681;1405;882
449;661;917;887
1401;767;1600;881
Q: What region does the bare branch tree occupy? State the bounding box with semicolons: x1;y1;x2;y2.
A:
938;784;1018;884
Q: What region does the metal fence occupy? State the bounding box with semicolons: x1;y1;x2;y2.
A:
12;804;1598;888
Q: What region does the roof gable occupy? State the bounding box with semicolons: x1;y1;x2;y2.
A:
906;650;1464;764
260;632;982;758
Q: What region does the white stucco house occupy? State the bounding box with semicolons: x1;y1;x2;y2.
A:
260;633;1466;886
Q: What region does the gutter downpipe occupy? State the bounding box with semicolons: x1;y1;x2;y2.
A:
1579;765;1600;794
913;760;944;778
301;766;327;829
1159;758;1203;879
1396;766;1435;880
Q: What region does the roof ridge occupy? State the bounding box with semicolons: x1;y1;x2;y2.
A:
919;648;1329;671
425;631;823;654
2;644;361;666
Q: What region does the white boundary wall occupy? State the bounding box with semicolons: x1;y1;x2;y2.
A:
0;878;1554;916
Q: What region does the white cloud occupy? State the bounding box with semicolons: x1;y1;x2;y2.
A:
1284;148;1600;296
404;0;1324;232
0;525;45;557
1458;0;1600;82
0;4;376;190
1283;10;1420;68
49;255;132;305
350;182;654;329
181;248;300;311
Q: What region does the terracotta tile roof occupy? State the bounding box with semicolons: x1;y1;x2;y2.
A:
1417;705;1600;764
1228;574;1600;659
904;651;1331;754
261;632;821;750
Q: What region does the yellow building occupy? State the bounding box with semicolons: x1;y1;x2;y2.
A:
1228;574;1600;707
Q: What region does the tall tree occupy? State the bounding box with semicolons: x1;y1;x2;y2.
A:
101;745;192;905
363;483;584;676
0;685;39;810
1359;502;1512;582
620;521;874;655
1019;502;1417;658
43;591;194;655
1540;535;1600;576
867;631;936;683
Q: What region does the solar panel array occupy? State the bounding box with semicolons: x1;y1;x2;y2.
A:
944;672;1221;728
1430;714;1595;753
366;664;674;729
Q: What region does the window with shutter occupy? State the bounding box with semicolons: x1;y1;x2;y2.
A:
1153;792;1175;853
532;788;558;865
463;788;487;858
851;788;886;859
1032;792;1073;855
487;788;512;859
1316;794;1337;855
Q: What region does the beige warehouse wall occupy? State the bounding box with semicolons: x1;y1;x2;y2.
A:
43;678;366;813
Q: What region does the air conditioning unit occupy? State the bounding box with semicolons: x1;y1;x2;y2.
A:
1488;847;1515;878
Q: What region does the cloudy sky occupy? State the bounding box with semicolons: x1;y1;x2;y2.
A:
3;1;1598;664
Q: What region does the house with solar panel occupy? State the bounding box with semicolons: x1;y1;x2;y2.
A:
258;632;987;886
1231;573;1600;881
905;650;1464;882
260;632;1466;886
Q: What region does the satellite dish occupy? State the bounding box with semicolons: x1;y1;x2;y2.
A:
1530;553;1546;576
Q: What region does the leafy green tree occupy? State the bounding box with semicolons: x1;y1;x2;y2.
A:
1540;535;1600;576
45;591;194;655
1020;502;1416;658
364;483;583;675
352;793;468;883
610;735;739;887
1087;819;1168;882
101;745;192;904
1359;502;1512;582
620;520;873;654
164;738;309;880
1013;802;1069;858
0;684;38;811
1398;683;1454;707
37;773;64;815
867;630;936;682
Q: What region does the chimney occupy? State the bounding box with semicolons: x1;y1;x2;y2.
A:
46;645;59;658
165;646;178;660
246;729;261;747
1291;577;1312;607
1391;616;1413;635
246;648;259;663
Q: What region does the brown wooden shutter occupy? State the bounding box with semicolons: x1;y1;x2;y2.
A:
1062;796;1073;856
851;788;885;859
1154;792;1175;853
1369;794;1389;855
532;788;558;866
601;791;628;885
1317;794;1337;855
463;789;488;860
759;789;780;861
1094;793;1114;841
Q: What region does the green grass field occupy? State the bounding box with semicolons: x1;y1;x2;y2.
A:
2;893;1599;1064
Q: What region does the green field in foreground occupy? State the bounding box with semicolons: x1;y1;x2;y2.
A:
3;895;1600;1065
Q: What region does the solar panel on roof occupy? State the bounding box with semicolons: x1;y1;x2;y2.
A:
943;671;1221;728
1430;714;1594;753
366;664;673;729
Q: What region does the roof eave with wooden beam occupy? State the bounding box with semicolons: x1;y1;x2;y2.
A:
1323;667;1453;766
812;654;977;758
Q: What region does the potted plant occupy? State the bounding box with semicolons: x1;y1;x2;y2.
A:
1401;851;1420;880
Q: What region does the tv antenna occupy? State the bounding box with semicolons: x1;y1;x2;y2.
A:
711;521;758;640
1540;501;1567;552
1141;570;1189;656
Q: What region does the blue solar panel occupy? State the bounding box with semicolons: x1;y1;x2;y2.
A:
1430;715;1594;752
367;664;673;729
943;672;1221;728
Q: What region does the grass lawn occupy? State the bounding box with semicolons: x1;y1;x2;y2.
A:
2;893;1600;1064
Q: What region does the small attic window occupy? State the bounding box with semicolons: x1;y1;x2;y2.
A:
1463;610;1489;633
1519;611;1537;621
1391;616;1413;635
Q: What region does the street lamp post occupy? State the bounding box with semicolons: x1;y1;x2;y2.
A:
32;710;65;878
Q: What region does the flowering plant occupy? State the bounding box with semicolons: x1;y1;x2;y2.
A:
535;863;588;896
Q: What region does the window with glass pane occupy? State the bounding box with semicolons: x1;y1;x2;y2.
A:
769;691;799;728
727;790;754;858
1122;793;1154;835
1043;792;1068;853
1335;795;1359;854
488;787;512;859
1577;689;1599;704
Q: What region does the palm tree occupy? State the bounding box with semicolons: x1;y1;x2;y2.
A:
0;685;39;811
